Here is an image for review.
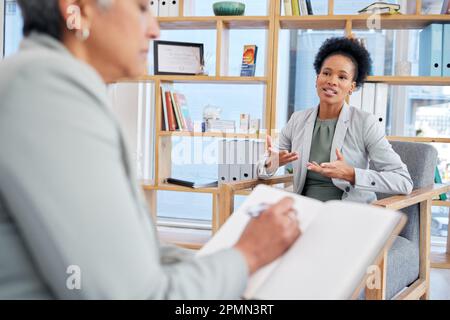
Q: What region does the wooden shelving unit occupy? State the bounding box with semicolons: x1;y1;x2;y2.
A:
119;75;268;84
116;0;450;250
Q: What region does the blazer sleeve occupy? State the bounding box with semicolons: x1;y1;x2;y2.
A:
353;115;413;194
257;113;294;179
0;60;249;300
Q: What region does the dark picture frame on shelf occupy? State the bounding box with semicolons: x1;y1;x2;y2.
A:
153;40;204;75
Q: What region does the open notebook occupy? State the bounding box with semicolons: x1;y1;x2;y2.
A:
198;185;406;300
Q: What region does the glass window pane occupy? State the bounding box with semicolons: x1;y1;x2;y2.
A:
226;29;267;77
3;0;22;57
166;82;267;128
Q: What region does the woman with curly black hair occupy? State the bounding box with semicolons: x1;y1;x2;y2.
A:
258;37;413;203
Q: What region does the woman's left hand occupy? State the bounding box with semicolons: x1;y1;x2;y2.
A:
306;149;356;184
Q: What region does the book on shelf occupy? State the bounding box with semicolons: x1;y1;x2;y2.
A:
287;0;313;16
198;185;406;299
358;2;400;14
166;177;218;189
173;92;194;132
240;45;258;77
239;114;250;133
161;86;194;132
283;0;292;16
291;0;300;16
442;0;450;14
249;119;261;134
164;90;178;131
205;119;236;133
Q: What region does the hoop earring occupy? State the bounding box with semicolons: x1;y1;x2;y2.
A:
75;27;90;41
349;91;353;96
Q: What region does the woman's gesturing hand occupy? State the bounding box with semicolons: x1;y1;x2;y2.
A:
264;135;299;171
306;148;356;184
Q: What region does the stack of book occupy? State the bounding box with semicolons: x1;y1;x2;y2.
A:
358;2;401;15
283;0;313;16
165;177;218;189
205;119;236;133
160;86;194;132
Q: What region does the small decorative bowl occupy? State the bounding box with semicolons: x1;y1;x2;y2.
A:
213;1;245;16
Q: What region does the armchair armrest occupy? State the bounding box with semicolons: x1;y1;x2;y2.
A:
372;184;450;211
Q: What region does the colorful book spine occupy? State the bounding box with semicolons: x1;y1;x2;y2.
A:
164;91;177;131
170;91;184;130
240;45;258;77
291;0;300;16
160;86;169;131
174;93;194;132
283;0;292;16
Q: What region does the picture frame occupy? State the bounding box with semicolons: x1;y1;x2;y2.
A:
153;40;204;75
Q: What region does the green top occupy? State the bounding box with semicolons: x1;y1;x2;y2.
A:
302;117;344;202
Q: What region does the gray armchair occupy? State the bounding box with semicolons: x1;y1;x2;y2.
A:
218;140;450;300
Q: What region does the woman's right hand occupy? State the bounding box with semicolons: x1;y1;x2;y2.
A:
234;197;301;274
264;135;299;171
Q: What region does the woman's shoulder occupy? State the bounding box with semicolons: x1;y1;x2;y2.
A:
347;105;379;127
290;107;317;121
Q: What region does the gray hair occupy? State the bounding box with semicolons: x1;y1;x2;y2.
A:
17;0;112;40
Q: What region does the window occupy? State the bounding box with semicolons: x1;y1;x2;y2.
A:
3;0;22;57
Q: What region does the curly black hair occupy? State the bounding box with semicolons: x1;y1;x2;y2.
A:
313;37;372;88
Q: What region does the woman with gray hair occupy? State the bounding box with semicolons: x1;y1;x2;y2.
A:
0;0;300;299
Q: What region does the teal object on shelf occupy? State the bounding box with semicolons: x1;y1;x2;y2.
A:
213;1;245;16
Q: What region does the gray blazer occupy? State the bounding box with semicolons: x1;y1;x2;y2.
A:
258;103;413;203
0;32;248;299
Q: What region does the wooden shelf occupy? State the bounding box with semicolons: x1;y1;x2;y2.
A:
432;200;450;207
431;252;450;269
279;14;450;30
143;182;219;194
157;16;270;30
141;182;254;196
387;136;450;143
367;76;450;86
118;75;268;84
158;131;263;139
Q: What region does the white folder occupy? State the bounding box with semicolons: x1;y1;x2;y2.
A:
218;139;229;183
361;83;376;115
228;140;240;182
159;0;169;17
349;87;362;109
149;0;159;16
238;140;253;180
374;83;388;130
168;0;180;17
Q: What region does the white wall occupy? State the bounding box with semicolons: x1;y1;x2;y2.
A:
1;0;4;58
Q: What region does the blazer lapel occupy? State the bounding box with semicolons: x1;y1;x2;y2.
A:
298;107;318;192
330;102;350;162
331;103;351;191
